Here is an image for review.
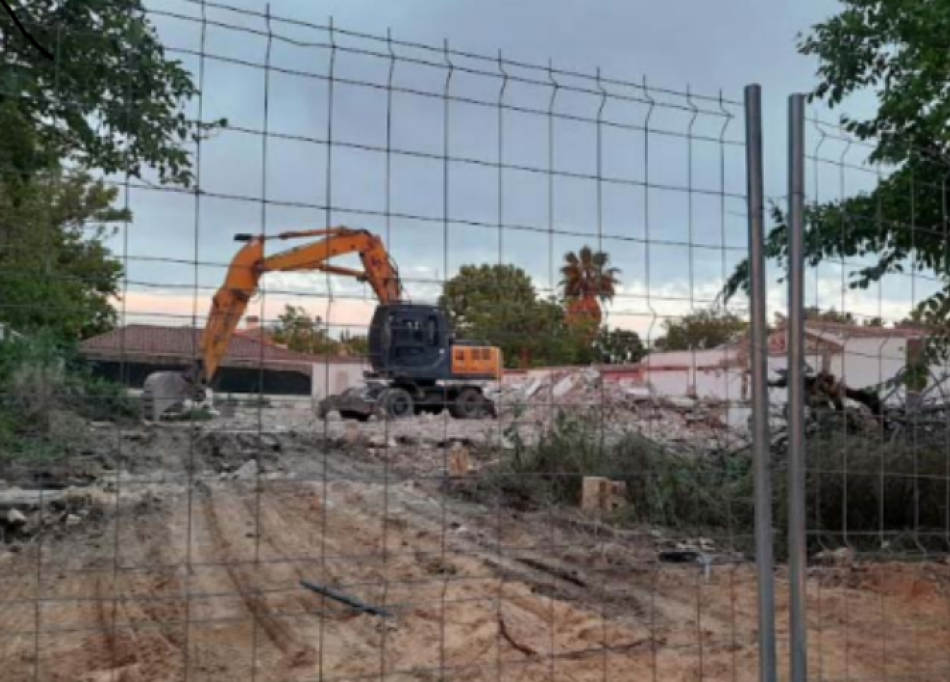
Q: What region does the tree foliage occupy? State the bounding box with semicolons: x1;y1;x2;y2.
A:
1;0;224;185
0;0;223;340
271;306;339;356
339;330;369;357
654;309;747;352
0;169;128;338
725;1;950;336
594;327;646;365
440;264;597;368
560;246;621;329
560;247;621;301
806;307;856;325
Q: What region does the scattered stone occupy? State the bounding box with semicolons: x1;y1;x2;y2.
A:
376;617;399;633
624;386;654;402
816;546;856;566
65;514;82;527
552;373;578;398
233;460;259;481
368;435;397;449
260;433;283;452
4;509;27;527
664;396;697;410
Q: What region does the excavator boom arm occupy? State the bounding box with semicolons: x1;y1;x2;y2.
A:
198;227;402;383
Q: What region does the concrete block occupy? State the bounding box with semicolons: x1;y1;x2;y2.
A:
448;447;470;478
581;477;627;513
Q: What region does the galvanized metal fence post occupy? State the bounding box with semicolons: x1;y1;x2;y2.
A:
745;84;777;682
787;92;808;682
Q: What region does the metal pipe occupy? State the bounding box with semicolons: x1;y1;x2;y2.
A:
745;84;777;682
300;580;394;618
787;92;808;682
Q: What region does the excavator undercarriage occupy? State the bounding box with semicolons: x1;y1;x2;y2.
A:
318;379;496;421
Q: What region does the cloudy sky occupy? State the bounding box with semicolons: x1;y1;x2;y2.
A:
107;0;933;342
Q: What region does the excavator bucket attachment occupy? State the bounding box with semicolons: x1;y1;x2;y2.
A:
142;372;198;421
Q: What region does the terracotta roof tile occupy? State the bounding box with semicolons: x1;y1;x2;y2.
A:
80;325;356;365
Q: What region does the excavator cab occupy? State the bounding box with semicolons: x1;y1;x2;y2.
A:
370;304;452;380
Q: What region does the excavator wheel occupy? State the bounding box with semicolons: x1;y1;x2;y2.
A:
379;388;415;420
449;387;490;420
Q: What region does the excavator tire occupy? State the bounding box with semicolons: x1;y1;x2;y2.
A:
449;387;490;420
379;388;414;420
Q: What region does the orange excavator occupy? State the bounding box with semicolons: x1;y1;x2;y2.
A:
142;227;502;421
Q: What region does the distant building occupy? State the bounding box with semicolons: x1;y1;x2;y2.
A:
630;321;928;403
79;321;366;397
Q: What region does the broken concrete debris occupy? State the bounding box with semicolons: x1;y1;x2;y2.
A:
4;509;26;527
232;459;259;481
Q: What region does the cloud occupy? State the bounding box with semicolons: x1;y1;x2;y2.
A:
116;0;929;347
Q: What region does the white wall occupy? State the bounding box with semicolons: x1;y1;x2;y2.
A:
639;348;746;402
831;337;907;392
311;361;367;400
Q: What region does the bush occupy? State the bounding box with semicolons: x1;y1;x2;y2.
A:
777;423;950;553
475;411;754;533
0;332;139;463
478;408;950;555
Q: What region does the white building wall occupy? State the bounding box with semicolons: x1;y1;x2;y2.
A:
831;337;907;391
311;361;367;400
646;368;691;397
640;348;746;401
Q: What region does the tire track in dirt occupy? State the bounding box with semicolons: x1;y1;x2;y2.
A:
198;486;316;673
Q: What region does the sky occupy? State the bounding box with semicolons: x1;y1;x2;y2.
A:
103;0;934;342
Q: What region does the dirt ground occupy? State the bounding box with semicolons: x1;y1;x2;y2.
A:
1;412;949;682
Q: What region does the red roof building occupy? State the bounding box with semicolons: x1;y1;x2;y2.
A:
79;324;364;394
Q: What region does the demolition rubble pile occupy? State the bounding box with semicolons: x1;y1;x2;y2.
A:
491;368;749;451
215;368;750;453
0;475;167;552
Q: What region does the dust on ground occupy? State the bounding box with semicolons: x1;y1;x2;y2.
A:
0;407;945;682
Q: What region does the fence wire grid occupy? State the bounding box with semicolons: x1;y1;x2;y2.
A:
777;103;950;682
4;2;947;682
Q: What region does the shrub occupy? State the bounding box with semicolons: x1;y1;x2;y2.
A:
476;408;950;555
0;332;139;463
477;411;754;533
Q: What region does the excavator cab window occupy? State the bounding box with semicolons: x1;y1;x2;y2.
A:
426;316;440;347
383;308;444;372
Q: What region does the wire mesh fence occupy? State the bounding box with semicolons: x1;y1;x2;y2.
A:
776;97;950;682
9;2;947;682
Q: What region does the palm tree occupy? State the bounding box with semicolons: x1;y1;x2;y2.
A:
559;246;621;329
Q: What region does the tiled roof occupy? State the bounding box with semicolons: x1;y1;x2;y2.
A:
80;325;357;365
